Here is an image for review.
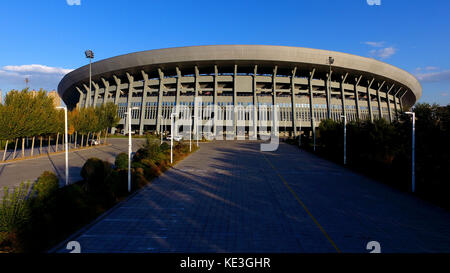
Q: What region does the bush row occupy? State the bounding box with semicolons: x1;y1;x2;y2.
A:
0;135;197;252
297;103;450;209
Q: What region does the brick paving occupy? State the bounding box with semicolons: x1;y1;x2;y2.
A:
54;141;450;253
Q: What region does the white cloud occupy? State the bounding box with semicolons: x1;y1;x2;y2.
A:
416;66;439;72
441;92;448;97
2;64;73;75
364;41;385;47
424;66;439;71
0;64;73;91
369;47;396;59
415;70;450;83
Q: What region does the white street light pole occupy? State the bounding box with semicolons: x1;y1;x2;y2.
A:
84;50;94;108
128;106;139;193
405;111;416;193
298;116;302;148
56;106;69;186
193;115;198;147
170;113;176;164
328;57;334;120
313;118;316;152
189;117;192;152
341;115;347;165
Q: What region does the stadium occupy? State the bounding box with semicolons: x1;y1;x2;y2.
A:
57;45;422;136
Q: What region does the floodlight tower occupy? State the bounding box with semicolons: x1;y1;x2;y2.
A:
85;50;94;108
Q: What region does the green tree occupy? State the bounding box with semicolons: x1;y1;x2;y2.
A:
98;102;120;143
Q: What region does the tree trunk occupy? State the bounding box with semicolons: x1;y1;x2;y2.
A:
31;136;35;157
48;136;51;153
55;133;59;152
104;129;108;144
22;138;25;158
86;132;90;147
80;134;84;148
13;138;18;159
75;132;78;149
40;136;43;155
2;140;8;161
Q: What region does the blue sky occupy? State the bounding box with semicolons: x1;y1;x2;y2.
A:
0;0;449;105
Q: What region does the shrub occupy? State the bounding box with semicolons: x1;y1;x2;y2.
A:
105;169;129;199
132;168;148;189
81;158;113;196
0;182;33;233
160;142;170;153
115;153;128;170
33;171;59;201
0;182;33;251
133;148;149;162
140;159;162;177
24;182;91;252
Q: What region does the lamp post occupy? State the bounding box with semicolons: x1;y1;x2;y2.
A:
170;113;177;164
405;111;416;193
313;118;316;152
189;116;192;152
56;106;69;186
193;115;198;147
84;50;94;108
341;115;347;165
328;57;334;120
298;112;302;148
160;116;163;144
127;106;139;193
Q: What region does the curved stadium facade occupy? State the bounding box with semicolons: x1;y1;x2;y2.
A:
58;45;422;136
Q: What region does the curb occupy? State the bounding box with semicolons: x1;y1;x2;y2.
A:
0;144;112;165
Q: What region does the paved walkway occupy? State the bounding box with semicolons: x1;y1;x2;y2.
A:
54;141;450;253
0;138;145;189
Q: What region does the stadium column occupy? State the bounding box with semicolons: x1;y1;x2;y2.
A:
139;70;149;135
113;75;121;105
156;68;165;134
82;83;91;108
399;90;407;112
325;70;333;119
290;67;297;137
308;69;316;129
340;73;348;119
367;78;375;122
101;78;110;105
194;66;200;137
233;65;238;137
92;81;99;107
213;65;218;137
126;72;134;134
272;66;278;134
76;87;84;109
376;81;385;120
393;87;402;120
386;84;395;123
111;75;121;135
354;76;362;120
253;65;258;138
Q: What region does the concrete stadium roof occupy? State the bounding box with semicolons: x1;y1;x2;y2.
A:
58;45;422;108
